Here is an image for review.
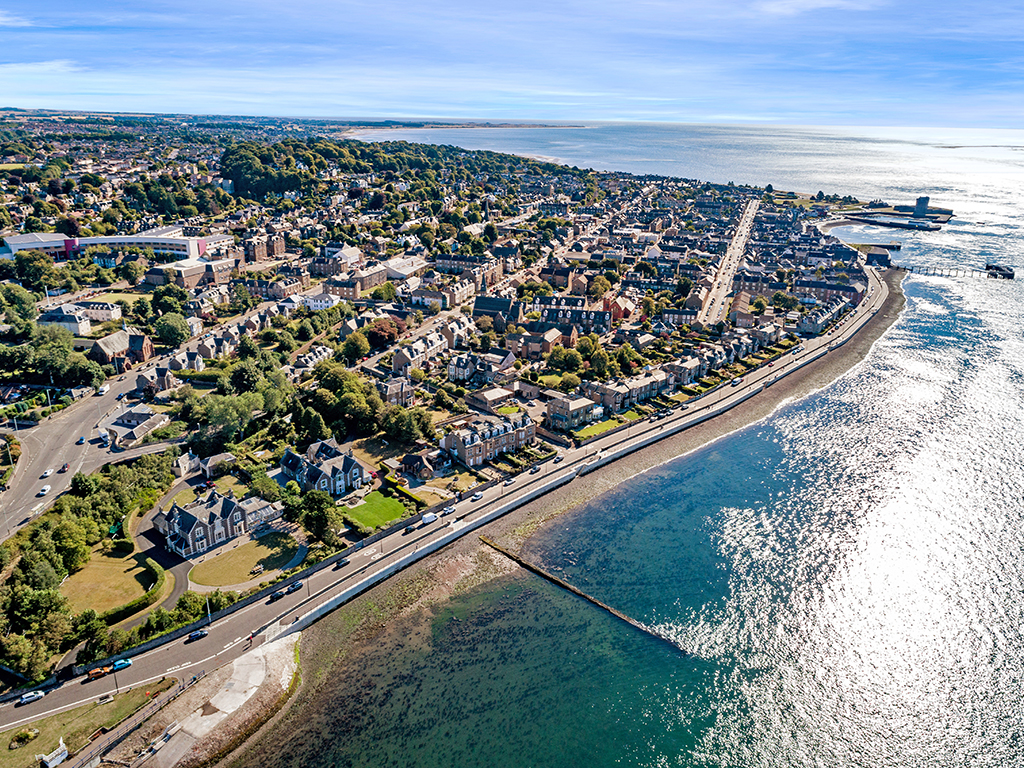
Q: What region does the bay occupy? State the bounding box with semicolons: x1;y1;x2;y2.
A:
268;124;1024;767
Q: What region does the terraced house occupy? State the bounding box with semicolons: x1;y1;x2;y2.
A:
440;413;535;468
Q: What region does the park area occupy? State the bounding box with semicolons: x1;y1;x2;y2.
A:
188;531;300;587
61;546;153;615
0;679;175;768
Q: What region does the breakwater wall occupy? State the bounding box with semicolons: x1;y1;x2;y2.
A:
478;536;684;653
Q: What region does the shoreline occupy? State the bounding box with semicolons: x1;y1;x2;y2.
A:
212;268;907;768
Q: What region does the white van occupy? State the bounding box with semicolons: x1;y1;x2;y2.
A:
97;384;110;396
420;513;438;526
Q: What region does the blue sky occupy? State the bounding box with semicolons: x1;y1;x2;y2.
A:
1;0;1022;126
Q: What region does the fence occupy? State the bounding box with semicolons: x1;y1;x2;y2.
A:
66;672;207;768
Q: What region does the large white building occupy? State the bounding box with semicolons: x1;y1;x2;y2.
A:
0;231;233;261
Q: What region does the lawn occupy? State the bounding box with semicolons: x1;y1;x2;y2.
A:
214;475;249;497
164;486;202;510
89;291;145;305
346;491;406;529
425;470;477;493
574;418;622;440
0;679;175;768
622;410;644;421
60;546;150;615
496;405;521;415
350;436;408;468
537;374;562;387
188;531;300;587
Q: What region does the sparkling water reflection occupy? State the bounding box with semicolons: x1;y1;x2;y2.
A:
266;125;1024;767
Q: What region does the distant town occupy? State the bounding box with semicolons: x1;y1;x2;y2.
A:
0;110;892;695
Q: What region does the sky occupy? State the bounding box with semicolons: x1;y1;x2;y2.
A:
1;0;1023;126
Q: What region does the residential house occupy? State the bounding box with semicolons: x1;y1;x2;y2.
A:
377;376;415;407
392;332;448;375
154;490;283;558
546;395;600;431
440;413;535;468
38;306;91;335
279;439;371;496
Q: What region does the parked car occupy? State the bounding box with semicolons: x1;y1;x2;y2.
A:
186;629;209;642
111;659;132;671
285;581;303;594
17;691;45;705
471;491;484;501
268;590;286;602
38;485;51;496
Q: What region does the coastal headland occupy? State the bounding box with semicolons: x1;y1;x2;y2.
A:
211;268;907;768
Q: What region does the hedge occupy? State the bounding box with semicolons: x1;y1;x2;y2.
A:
99;557;166;626
173;369;223;383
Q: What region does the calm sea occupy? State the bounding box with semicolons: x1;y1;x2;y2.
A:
275;124;1024;767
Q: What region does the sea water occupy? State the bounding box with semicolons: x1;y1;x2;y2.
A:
267;124;1024;767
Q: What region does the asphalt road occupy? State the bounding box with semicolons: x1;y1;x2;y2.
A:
699;199;760;326
0;262;888;731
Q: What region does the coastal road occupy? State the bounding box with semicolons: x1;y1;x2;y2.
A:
699;198;759;326
0;262;889;731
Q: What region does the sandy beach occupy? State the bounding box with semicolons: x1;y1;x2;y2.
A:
209;268;907;768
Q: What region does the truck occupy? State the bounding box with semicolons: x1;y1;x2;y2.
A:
97;384;110;396
98;429;109;446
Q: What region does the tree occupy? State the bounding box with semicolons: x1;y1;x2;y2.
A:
560;373;581;392
587;275;611;299
229;360;264;394
154;313;190;347
118;260;145;286
133;297;152;322
370;281;397;302
301;490;342;545
237;335;261;360
561;349;583;373
308;411;331;441
342;331;370;364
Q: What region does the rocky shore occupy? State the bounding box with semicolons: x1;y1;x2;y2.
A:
205;268;907;768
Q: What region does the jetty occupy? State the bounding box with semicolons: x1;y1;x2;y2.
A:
895;264;1015;279
479;536;686;654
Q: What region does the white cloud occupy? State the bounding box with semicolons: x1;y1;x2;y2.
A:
0;10;33;26
753;0;880;15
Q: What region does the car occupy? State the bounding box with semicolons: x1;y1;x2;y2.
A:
186;629;209;642
529;466;541;474
87;667;110;680
269;590;286;602
471;491;484;501
503;478;515;486
404;525;416;534
76;436;86;445
60;462;69;473
38;485;51;496
553;455;564;463
116;392;125;400
41;468;54;478
767;362;774;367
111;659;132;671
17;690;45;705
441;506;456;516
333;557;350;570
285;581;303;594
